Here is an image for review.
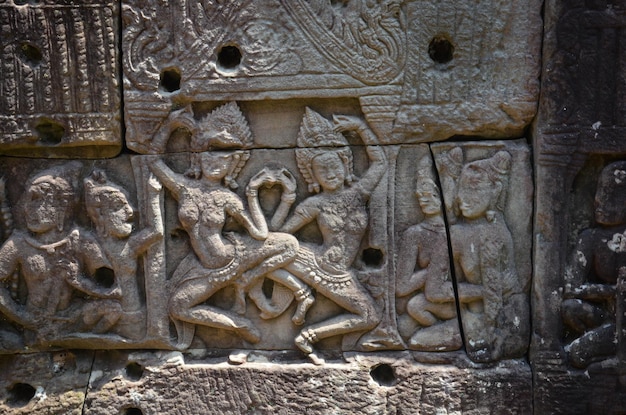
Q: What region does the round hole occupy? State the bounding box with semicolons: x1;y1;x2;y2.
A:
428;35;454;64
217;45;242;70
122;408;144;415
362;248;383;267
7;383;36;407
20;43;42;65
34;118;65;145
124;362;144;381
95;267;115;288
159;68;181;93
370;364;397;387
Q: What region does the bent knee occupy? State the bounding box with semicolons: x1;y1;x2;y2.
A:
268;232;299;259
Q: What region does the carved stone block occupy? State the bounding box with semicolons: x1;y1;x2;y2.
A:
122;0;542;153
0;1;121;157
0;157;167;350
0;351;93;414
532;0;626;412
82;351;532;415
433;140;533;362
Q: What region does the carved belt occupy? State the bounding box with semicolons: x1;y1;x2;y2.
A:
295;246;352;290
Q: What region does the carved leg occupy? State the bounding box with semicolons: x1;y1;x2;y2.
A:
295;279;381;353
235;233;300;319
406;294;438;326
263;268;314;324
567;323;616;368
169;278;260;344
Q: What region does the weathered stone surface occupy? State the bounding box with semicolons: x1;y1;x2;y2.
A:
122;1;541;153
0;1;121;157
0;351;93;415
531;0;626;412
433;141;532;363
82;351;531;415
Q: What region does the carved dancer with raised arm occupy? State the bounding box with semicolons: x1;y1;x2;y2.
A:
147;102;299;348
268;108;386;359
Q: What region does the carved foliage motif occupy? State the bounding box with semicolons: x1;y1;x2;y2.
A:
123;0;405;92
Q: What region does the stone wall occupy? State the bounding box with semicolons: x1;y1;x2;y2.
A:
0;0;623;413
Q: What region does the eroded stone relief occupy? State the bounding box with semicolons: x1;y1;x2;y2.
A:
0;1;121;157
433;142;532;362
0;101;534;369
562;161;626;369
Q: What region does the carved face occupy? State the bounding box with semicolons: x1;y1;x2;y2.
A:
456;171;496;220
200;152;233;181
311;152;346;192
24;183;66;234
416;181;441;216
594;162;626;226
101;191;134;238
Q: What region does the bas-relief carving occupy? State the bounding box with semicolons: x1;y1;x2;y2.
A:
0;159;162;350
561;161;626;370
0;1;121;157
433;141;532;362
122;0;541;153
394;149;463;352
142;103;387;361
0;100;536;366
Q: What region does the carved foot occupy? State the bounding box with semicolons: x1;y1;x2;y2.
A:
292;288;315;326
295;330;317;354
237;325;261;344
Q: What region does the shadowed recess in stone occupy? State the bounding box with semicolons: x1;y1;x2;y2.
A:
6;383;36;407
428;35;454;64
95;267;116;289
20;43;43;66
362;248;384;267
370;364;397;387
34;119;65;145
124;362;144;381
159;68;181;93
121;407;144;415
217;45;243;70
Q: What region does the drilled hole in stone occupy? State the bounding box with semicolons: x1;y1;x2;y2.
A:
95;267;115;288
34;119;65;145
362;248;383;267
159;68;181;93
217;45;242;70
122;408;144;415
124;362;144;381
7;383;36;407
370;364;397;387
20;43;42;65
428;35;454;64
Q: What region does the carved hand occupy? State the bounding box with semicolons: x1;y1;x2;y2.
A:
332;115;364;132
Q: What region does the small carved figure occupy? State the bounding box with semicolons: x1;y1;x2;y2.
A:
0;162;122;343
269;108;386;359
84;170;163;340
148;102;299;348
450;150;527;362
562;161;626;368
396;156;480;351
